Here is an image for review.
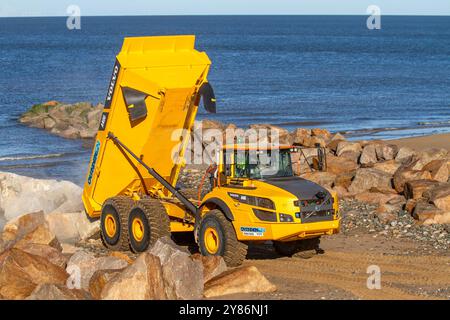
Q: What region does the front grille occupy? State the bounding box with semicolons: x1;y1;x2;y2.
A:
297;210;334;223
297;198;332;210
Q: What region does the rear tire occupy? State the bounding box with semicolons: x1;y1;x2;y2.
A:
128;198;171;253
274;237;320;259
100;196;134;251
198;209;247;267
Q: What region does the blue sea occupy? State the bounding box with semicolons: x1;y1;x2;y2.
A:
0;16;449;184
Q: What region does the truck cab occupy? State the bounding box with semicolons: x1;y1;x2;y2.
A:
197;145;340;265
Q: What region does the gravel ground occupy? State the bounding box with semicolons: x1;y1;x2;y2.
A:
340;199;450;253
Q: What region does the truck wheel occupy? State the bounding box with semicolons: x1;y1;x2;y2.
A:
101;196;134;251
198;209;247;267
273;237;320;259
128;198;171;253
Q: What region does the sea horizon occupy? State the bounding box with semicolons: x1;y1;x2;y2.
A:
2;14;450;18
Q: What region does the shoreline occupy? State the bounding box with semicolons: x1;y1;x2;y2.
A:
389;132;450;151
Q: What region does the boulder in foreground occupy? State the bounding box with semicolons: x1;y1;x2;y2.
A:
0;248;68;300
26;283;92;300
45;211;100;244
192;253;228;283
66;249;129;290
203;265;276;298
2;211;61;253
89;269;123;300
101;252;166;300
150;237;204;300
17;243;68;268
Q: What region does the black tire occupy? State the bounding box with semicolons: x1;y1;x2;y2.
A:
274;237;320;259
198;209;248;267
295;237;320;259
128;198;171;253
273;241;300;257
100;196;134;251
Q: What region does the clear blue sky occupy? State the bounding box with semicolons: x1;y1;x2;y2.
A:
1;0;449;17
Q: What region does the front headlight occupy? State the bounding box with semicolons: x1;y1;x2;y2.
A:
253;209;277;222
228;193;275;210
253;197;275;210
279;213;293;222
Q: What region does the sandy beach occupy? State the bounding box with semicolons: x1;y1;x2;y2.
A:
389;132;450;151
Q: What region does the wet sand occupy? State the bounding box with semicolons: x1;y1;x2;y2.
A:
389;132;450;151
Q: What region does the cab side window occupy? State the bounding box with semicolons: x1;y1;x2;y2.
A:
224;151;232;177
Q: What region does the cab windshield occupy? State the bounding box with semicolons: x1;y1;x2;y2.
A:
226;148;294;179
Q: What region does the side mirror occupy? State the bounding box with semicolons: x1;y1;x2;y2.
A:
315;143;327;171
199;82;216;113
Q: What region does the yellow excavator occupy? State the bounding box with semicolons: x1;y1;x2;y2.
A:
82;35;340;266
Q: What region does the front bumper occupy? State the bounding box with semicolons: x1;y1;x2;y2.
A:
234;218;340;241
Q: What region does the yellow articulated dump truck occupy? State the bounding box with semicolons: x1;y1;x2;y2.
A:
82;35;340;266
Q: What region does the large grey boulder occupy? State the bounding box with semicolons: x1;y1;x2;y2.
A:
0;171;83;223
360;144;377;165
336;141;362;158
66;250;129;290
375;143;398;161
395;146;416;164
45;211;100;244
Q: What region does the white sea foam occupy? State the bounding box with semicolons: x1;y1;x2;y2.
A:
0;153;64;162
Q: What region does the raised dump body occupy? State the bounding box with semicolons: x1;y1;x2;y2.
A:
82;35;214;218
